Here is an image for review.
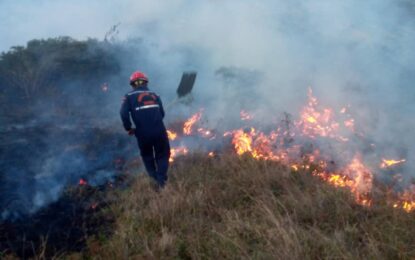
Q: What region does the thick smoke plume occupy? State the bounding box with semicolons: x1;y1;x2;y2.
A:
1;0;415;218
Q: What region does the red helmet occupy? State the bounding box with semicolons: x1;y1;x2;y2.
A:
130;71;148;85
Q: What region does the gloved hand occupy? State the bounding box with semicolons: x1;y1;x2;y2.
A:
128;128;136;136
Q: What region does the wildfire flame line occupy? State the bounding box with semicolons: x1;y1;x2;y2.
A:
167;89;413;212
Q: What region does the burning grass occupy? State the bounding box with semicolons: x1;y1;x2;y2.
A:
75;154;415;259
164;88;415;211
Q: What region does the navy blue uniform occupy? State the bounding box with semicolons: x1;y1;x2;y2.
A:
120;86;170;187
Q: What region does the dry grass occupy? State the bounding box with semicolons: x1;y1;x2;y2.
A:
74;154;415;259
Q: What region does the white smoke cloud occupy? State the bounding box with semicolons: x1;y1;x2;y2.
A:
1;0;415;176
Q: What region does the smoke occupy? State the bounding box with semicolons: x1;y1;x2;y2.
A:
1;0;415;218
2;0;414;104
115;0;415;167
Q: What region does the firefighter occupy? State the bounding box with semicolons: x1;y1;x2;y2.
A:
120;71;171;188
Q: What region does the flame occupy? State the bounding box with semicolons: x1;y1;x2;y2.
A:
167;130;178;141
297;88;342;139
306;116;317;123
170;147;189;162
344;119;355;131
183;111;202;135
229;128;254;155
163;89;415;212
380;159;406;169
343;156;373;205
394;187;415;212
402;201;415;212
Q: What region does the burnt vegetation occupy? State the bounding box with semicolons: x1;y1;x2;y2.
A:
0;38;133;258
1;184;116;258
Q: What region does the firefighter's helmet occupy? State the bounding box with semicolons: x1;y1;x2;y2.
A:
130;71;149;87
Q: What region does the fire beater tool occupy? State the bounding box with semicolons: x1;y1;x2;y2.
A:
166;71;197;109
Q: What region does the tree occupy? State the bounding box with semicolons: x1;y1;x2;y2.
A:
0;37;121;103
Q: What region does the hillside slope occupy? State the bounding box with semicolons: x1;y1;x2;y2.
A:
62;154;415;260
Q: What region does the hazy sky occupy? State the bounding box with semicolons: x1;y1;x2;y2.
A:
1;0;414;113
0;0;121;51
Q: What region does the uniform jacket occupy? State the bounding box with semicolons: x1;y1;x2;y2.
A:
120;86;167;138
